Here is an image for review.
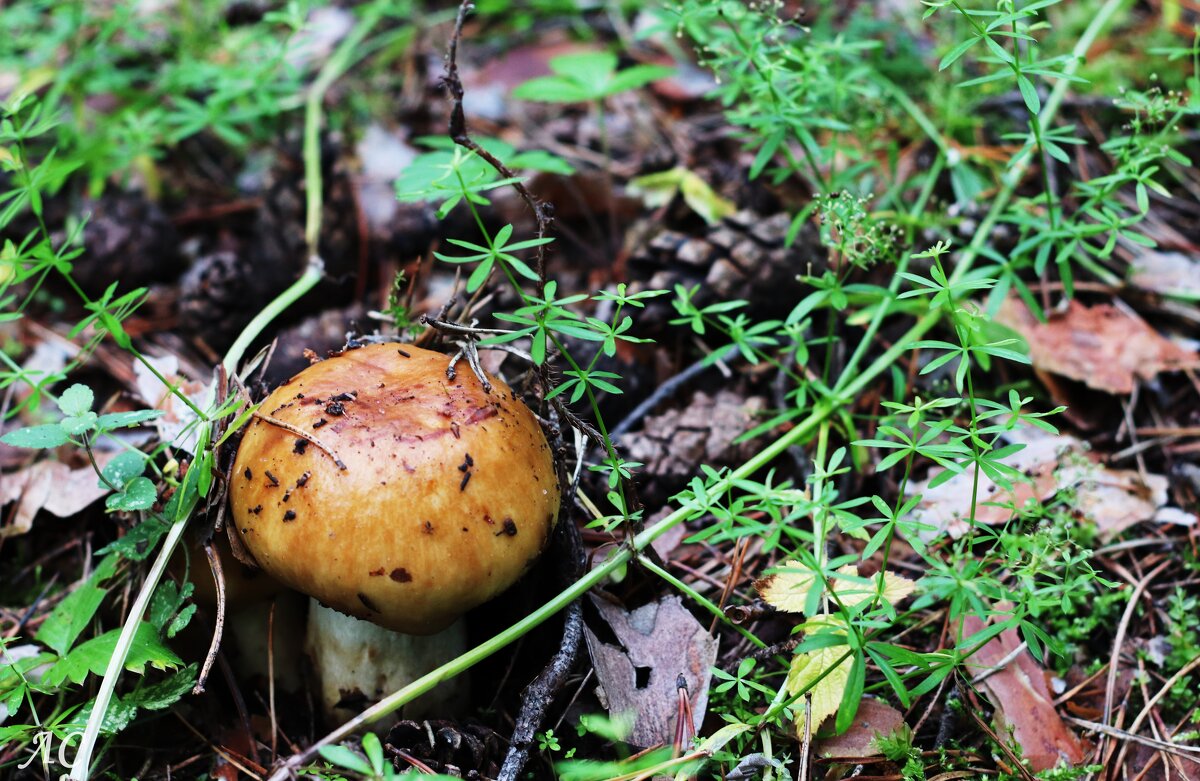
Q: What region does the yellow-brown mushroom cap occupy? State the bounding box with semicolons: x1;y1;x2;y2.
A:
230;344;559;635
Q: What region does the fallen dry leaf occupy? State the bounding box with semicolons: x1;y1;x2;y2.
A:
962;614;1085;771
583;595;718;749
908;431;1196;541
1;456;115;537
996;296;1199;394
1130;251;1200;300
815;697;907;759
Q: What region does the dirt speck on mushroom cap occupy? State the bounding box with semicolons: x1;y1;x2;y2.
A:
230;343;560;635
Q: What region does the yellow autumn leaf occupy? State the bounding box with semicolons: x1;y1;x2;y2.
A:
756;561;820;615
786;617;853;733
831;567;917;607
627;166;736;226
757;562;916;616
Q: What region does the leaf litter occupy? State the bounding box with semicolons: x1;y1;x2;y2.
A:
906;429;1196;541
996;296;1199;395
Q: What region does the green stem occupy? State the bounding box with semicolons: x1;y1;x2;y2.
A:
637;553;767;650
68;472;199;781
222;258;326;377
303;5;385;250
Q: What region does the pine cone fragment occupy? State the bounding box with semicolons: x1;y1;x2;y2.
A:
627;210;820;332
621;389;766;497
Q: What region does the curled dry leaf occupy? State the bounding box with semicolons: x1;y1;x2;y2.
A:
996;296;1199;395
582;594;717;749
815;697;907;760
0;456;116;537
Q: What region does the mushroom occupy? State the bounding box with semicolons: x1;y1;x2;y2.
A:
228;343;560;724
172;532;306;692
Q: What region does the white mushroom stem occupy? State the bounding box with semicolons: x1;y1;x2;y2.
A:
304;599;469;729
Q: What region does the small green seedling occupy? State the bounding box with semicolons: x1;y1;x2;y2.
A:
512;51;673;105
1;383;163;511
513;51;673;162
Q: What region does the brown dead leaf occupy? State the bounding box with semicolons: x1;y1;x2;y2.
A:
815;698;907;760
908;431;1196;541
583;595;718;749
1;457;115;537
996;296;1199;394
962;614;1085;771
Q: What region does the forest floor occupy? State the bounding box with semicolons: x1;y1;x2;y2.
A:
3;1;1200;780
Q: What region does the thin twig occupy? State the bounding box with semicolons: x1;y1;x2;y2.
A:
1100;559;1171;764
1110;651;1200;772
443;0;552;300
496;394;587;781
193;540;226;695
1067;716;1200;757
250;411;347;470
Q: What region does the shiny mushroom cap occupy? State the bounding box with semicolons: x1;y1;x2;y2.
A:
230;343;560;635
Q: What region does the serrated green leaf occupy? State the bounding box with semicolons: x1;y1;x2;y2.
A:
0;423;70;449
35;554;120;655
57;384;94;417
95;517;170;560
60;411;98;435
69;695;138;736
105;476;157;512
44;623;181;687
100;450;147;489
125;663;198;710
167;603;196;638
